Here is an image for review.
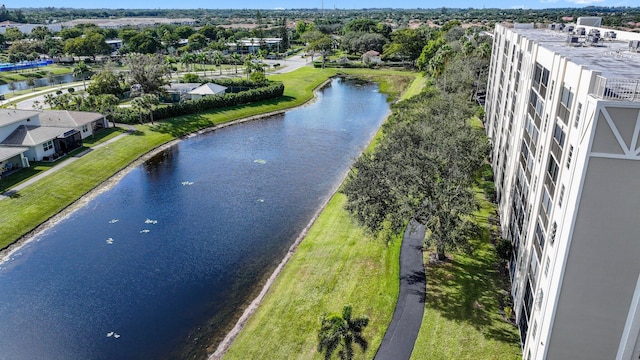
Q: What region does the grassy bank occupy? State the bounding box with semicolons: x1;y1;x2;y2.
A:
223;194;402;359
410;163;521;359
0;66;416;251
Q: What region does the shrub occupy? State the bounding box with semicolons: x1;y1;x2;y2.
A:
113;81;285;124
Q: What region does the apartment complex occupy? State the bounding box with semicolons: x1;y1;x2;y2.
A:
485;22;640;359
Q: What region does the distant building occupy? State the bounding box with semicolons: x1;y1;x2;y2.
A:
362;50;381;64
226;38;282;54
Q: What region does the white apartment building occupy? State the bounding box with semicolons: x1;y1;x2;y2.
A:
485;22;640;360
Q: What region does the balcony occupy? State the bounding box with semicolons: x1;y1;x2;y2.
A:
591;76;640;102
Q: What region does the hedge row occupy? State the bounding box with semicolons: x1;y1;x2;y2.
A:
113;81;284;124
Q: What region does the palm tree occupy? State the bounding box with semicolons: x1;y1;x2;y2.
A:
98;94;120;128
213;51;225;76
230;52;242;75
73;61;90;91
180;52;195;73
196;52;208;77
318;305;369;360
243;54;254;80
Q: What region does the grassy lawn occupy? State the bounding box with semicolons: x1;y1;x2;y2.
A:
0;65;73;84
223;194;402;359
0;66;417;251
410;166;521;360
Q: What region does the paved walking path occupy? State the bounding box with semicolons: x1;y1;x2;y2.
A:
0;124;134;200
375;220;426;360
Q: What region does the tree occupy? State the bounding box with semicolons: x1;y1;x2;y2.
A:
126;31;160;54
8;82;16;94
180;52;196;73
97;94;120;127
125;54;169;95
318;305;369;360
64;31;110;60
30;26;51;41
187;33;208;51
72;61;90;91
196;52;208;77
342;91;488;260
212;51;225;76
383;28;430;65
230;52;242;74
131;94;159;125
26;78;36;91
87;69;123;97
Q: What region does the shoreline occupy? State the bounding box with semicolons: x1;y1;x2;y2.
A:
208;114;391;359
0;77;334;264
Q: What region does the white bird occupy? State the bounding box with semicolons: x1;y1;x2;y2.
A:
113;333;120;339
107;332;114;337
106;238;114;244
140;229;150;233
109;219;119;224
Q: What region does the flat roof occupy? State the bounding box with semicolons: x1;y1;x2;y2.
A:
509;27;640;80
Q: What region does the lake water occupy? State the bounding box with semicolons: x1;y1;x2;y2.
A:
0;78;390;359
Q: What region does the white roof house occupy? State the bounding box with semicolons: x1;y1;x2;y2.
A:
188;83;228;100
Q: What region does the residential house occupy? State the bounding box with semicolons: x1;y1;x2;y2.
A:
362;50;382;64
162;83;201;103
38;110;108;140
0;109;106;173
188;83;227;100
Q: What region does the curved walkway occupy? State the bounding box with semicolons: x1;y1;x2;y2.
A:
375;220;426;360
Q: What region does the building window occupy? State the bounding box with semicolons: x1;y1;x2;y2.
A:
550;221;557;244
557;85;574;125
536;220;546;250
82;124;89;132
544;256;550;276
559;185;565;207
553;123;566;148
574;102;582;128
566;146;574;169
43;140;53;152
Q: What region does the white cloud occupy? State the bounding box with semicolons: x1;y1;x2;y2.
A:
510;4;527;8
539;0;558;3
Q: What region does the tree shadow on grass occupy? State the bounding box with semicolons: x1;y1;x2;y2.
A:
425;241;519;345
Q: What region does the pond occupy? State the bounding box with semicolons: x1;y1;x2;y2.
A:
0;77;390;359
0;73;79;94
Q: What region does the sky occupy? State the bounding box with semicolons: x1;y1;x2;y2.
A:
12;0;636;10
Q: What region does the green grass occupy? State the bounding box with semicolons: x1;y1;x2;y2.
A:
401;73;428;100
223;194;402;359
410;171;521;360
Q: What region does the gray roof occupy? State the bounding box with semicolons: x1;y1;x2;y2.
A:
38;110;104;128
0;146;28;162
0;109;41;128
511;27;640;80
1;125;74;146
164;83;201;93
188;83;227;96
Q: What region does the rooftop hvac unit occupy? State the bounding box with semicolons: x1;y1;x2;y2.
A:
565;25;575;33
557;23;566;31
549;23;557;30
604;31;617;39
566;36;580;45
586;35;599;45
630;40;640;53
589;29;601;36
576;27;586;36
